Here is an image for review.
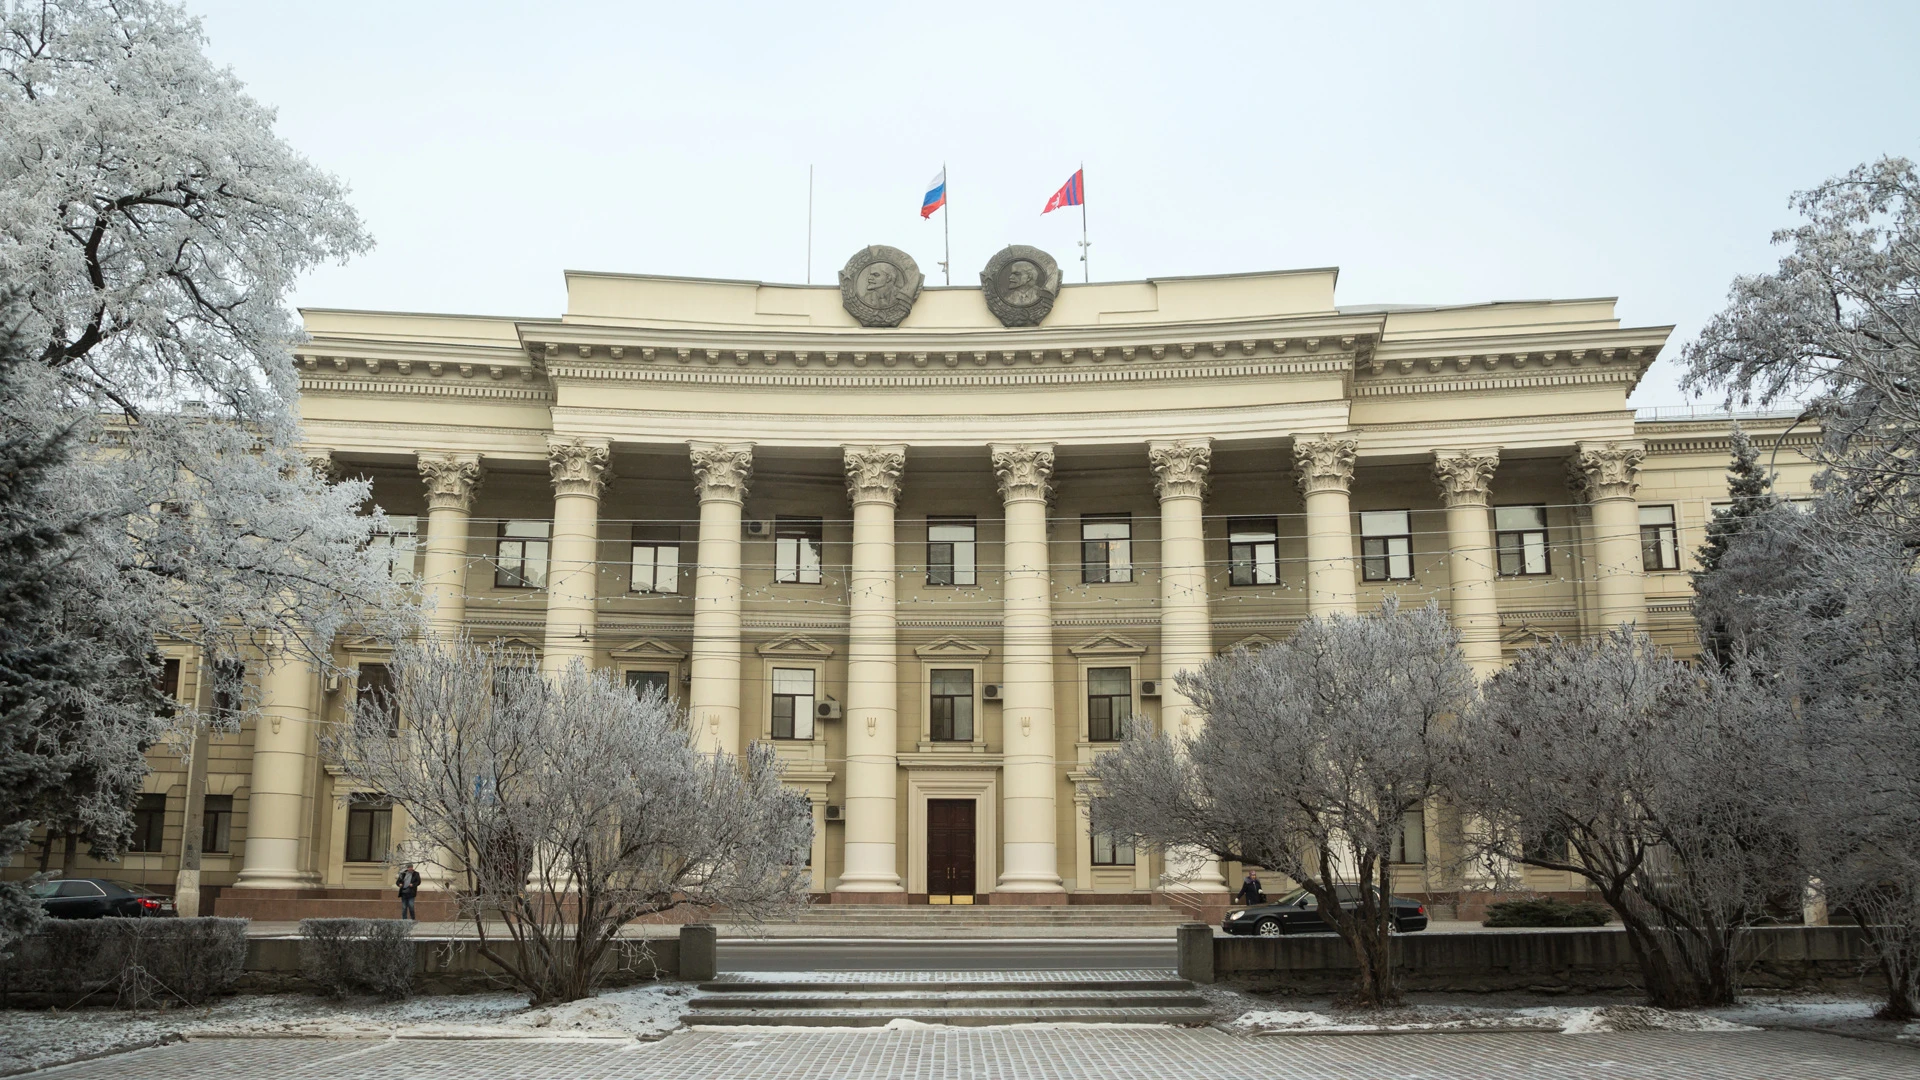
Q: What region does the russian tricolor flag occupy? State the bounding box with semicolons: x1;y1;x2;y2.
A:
921;168;947;219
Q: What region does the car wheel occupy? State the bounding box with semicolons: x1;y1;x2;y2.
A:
1256;917;1282;937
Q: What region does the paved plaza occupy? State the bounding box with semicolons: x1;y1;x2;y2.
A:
28;1028;1919;1080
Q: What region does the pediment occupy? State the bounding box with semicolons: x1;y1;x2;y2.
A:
1219;634;1276;655
913;635;991;660
610;637;688;662
1067;632;1147;658
338;635;394;659
756;633;835;659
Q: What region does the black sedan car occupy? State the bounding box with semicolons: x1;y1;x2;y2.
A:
1223;885;1428;936
28;878;176;919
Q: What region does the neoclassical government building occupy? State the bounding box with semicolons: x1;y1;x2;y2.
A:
25;251;1819;916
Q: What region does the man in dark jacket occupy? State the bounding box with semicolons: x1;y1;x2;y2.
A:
1235;870;1265;906
396;864;422;920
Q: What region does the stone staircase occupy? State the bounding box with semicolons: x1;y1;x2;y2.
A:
687;970;1215;1026
782;904;1190;933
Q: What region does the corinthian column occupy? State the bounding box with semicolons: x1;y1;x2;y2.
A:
1149;440;1227;896
1293;434;1359;616
234;639;321;888
417;454;483;639
991;444;1065;897
541;438;611;675
838;445;906;897
1574;441;1648;631
689;443;753;755
1433;449;1502;673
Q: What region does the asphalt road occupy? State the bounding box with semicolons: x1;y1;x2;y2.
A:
717;937;1178;971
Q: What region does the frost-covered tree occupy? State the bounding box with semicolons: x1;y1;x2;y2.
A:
1690;429;1798;664
1091;601;1474;1006
1683;156;1920;534
0;310;158;948
1451;632;1797;1008
1723;514;1920;1020
327;640;814;1005
0;1;406;919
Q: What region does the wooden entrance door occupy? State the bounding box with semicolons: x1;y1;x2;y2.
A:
926;799;977;903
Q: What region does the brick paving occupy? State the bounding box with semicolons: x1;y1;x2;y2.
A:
27;1028;1919;1079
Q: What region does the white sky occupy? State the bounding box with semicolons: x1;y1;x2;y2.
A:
188;0;1920;408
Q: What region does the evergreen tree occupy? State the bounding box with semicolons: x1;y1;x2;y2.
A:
0;310;158;948
1692;426;1786;664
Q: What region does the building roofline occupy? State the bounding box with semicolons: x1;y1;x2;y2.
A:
299;306;558;324
560;266;1345;290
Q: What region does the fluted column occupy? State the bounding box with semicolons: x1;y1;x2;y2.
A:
689;443;753;756
1574;441;1648;631
417;454;483;639
234;641;321;888
541;438;611;675
1433;449;1502;674
991;444;1065;895
1293;434;1359;616
838;445;906;896
1149;440;1227;895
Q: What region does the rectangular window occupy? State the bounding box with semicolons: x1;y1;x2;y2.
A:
1392;808;1427;865
770;668;816;740
1640;505;1679;571
1087;667;1132;742
1360;510;1415;581
927;517;977;586
202;794;233;854
212;659;245;718
345;796;393;863
1090;802;1136;866
774;517;824;585
929;669;974;742
155;657;181;719
355;662;397;736
1082;515;1133;584
1524;824;1571;864
625;669;672;701
128;793;166;853
495;520;550;589
1494;505;1550;577
630;542;680;593
1228;516;1279;586
370;515;418;582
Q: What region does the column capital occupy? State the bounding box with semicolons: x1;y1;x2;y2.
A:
1433;448;1500;508
417;452;483;513
547;437;612;498
1148;440;1212;501
690;442;754;503
1292;433;1358;496
1572;441;1646;502
843;444;906;506
991;443;1055;504
303;449;337;483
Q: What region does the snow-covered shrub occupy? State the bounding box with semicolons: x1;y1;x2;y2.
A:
299;918;414;999
0;917;247;1006
1484;898;1614;928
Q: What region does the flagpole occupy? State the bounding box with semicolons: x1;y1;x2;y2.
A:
806;164;814;285
942;161;951;286
1079;162;1089;283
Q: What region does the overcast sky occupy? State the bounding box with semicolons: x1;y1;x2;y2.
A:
188;0;1919;408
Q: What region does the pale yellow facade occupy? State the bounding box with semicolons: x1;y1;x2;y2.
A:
16;265;1820;910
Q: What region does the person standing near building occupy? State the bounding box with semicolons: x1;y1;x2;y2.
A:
395;863;421;920
1236;870;1265;906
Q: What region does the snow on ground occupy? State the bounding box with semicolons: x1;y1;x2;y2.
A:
1229;1002;1754;1035
0;982;692;1075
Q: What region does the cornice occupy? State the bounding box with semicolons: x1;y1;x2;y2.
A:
298;375;553;402
544;354;1352;390
1352;367;1642;398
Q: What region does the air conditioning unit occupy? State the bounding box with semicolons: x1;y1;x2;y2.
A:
744;519;773;538
815;699;843;721
824;805;844;822
1140;680;1162;698
981;683;1002;701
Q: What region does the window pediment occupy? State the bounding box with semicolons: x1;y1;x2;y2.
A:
610;637;688;662
913;635;991;660
1068;633;1147;658
1219;634;1276;655
756;633;835;659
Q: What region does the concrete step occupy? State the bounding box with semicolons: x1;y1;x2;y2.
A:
687;1006;1217;1027
689;972;1213;1027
